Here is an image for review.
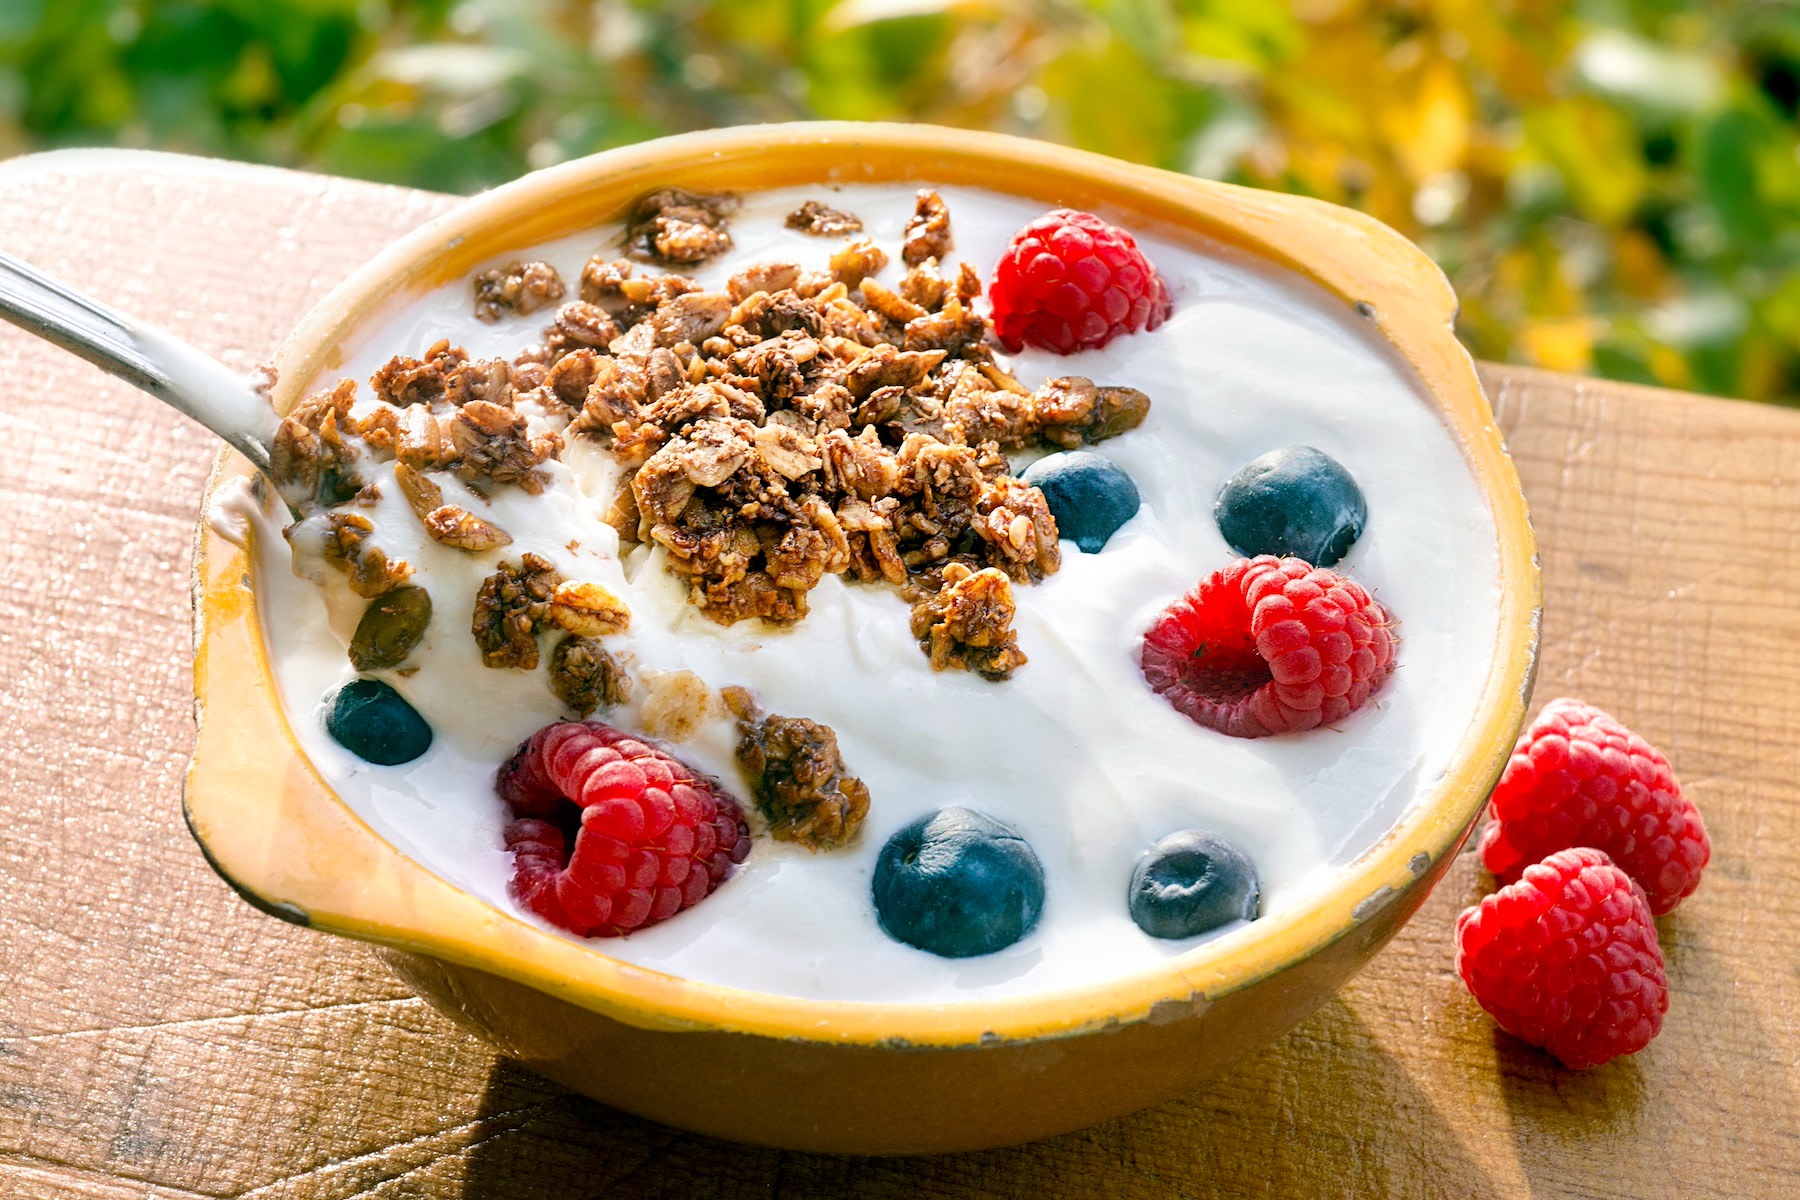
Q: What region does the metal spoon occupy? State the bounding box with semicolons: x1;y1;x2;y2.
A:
0;249;281;475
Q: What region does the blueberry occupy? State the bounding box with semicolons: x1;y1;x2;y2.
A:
1021;450;1140;553
1214;445;1366;566
1128;829;1260;940
325;678;433;766
873;806;1045;958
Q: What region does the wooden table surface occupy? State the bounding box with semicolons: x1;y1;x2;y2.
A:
1;149;1795;1200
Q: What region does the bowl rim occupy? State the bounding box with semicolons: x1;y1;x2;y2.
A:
185;120;1540;1048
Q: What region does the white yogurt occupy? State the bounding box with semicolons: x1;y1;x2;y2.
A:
231;183;1499;1003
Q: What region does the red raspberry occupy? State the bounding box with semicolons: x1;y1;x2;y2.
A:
1479;698;1708;915
1138;556;1396;738
496;721;751;938
1455;847;1668;1068
989;209;1172;353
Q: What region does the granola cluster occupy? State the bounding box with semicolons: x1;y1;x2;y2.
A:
468;553;633;715
470;552;562;670
552;188;1149;678
786;200;862;237
906;562;1027;681
269;338;594;688
724;687;871;851
275;338;564;510
548;634;630;717
268;185;1152;706
625;188;736;265
328;509;411;592
271;380;364;509
472;260;566;323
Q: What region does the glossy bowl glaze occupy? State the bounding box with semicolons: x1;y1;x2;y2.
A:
186;122;1539;1154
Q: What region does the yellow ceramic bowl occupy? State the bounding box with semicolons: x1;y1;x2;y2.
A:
186;122;1539;1155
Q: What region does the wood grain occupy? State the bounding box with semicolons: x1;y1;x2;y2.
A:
1;150;1795;1199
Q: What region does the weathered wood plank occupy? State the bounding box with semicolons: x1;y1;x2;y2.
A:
0;151;1794;1199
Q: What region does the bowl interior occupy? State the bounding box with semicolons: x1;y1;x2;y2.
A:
187;121;1539;1048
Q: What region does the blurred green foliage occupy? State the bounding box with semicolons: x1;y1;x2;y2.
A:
5;0;1799;402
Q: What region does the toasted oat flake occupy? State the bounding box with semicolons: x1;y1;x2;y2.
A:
393;463;513;552
547;580;631;637
635;669;716;742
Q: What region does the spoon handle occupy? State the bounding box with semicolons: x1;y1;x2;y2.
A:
0;249;279;474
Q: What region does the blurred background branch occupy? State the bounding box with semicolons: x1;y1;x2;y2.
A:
4;0;1798;402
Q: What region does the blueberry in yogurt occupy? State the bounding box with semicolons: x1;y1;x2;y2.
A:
1214;445;1365;566
1128;829;1260;940
873;806;1045;958
326;678;433;766
1021;451;1140;553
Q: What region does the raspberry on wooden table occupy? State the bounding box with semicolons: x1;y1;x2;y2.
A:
1138;555;1396;738
989;209;1172;353
1455;847;1669;1069
1479;698;1709;915
497;721;751;937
